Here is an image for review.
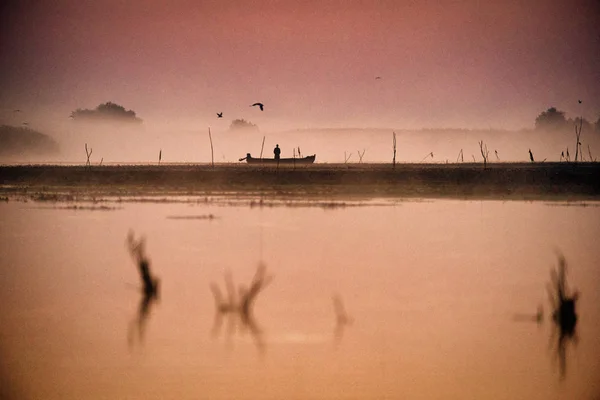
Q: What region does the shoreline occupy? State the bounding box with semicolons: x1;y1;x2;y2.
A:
1;162;599;202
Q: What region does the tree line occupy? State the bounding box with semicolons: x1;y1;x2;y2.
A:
535;107;600;133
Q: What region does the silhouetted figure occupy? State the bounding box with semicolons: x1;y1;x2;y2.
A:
273;144;281;160
251;102;264;111
529;149;534;162
217;112;223;118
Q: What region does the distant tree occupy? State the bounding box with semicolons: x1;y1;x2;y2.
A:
535;107;568;131
229;118;258;131
70;102;142;123
0;125;60;158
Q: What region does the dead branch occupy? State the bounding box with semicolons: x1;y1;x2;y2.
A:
357;149;365;163
479;140;489;168
208;127;214;168
344;151;352;164
85;143;92;166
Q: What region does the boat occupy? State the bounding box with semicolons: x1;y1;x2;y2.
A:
239;153;316;164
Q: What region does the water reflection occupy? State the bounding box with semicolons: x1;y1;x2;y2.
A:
126;230;160;297
512;305;544;323
210;264;272;354
332;293;353;345
128;291;158;348
125;230;160;348
547;252;579;379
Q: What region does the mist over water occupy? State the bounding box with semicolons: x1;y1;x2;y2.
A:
5;116;599;164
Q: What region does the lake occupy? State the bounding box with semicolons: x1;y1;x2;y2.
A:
1;198;599;399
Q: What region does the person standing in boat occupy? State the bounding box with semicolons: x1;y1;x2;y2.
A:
274;144;281;160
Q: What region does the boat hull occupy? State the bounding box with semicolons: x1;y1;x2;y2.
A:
242;154;316;164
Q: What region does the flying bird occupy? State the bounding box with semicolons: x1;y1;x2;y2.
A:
217;112;223;118
578;99;582;104
251;103;264;111
375;76;382;80
13;109;21;112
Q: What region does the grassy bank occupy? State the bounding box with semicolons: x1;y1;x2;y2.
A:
1;162;599;201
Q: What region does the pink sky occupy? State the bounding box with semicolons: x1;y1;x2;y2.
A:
1;0;599;130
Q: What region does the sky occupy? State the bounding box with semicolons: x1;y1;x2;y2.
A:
1;0;599;132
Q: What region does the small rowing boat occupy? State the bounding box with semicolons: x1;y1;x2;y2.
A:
239;153;316;164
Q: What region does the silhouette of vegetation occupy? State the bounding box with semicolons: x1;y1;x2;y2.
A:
70;102;142;123
84;143;93;166
534;107;593;136
125;231;160;348
229;118;258;131
547;252;579;379
210;264;273;354
332;293;353;344
126;231;160;297
479;140;489;168
128;287;158;349
535;107;569;131
0;125;59;158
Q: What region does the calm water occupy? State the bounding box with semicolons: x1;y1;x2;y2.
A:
1;198;599;400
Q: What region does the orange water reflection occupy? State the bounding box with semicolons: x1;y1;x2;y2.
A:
0;199;599;399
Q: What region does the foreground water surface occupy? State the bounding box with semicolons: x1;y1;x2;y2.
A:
1;198;599;399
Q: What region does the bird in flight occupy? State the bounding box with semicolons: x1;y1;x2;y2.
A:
578;99;582;104
251;102;264;111
217;112;223;118
375;76;382;80
13;109;21;112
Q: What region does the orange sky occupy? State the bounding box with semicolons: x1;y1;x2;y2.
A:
1;0;599;130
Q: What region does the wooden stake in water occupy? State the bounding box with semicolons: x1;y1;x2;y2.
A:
159;149;162;165
208;128;214;168
392;132;396;169
260;136;265;160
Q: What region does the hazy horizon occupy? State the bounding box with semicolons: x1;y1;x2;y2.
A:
1;0;599;135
